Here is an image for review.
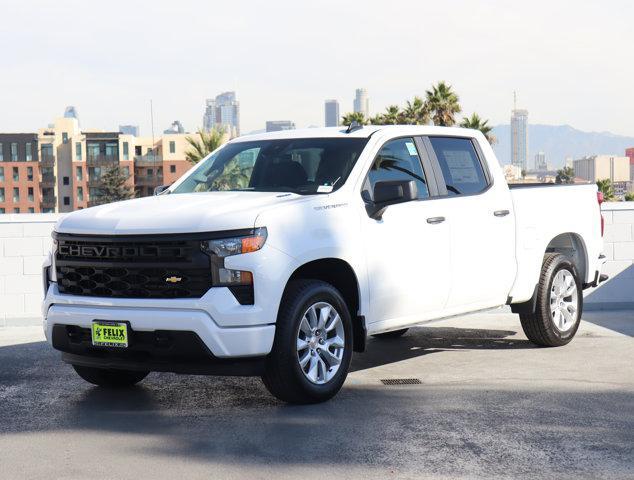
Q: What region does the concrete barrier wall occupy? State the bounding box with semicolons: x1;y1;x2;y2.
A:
0;214;61;326
585;203;634;310
1;203;632;326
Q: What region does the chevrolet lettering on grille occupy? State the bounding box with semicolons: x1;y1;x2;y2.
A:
58;244;179;259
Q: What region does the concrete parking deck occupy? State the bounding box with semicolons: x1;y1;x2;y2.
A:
1;310;632;479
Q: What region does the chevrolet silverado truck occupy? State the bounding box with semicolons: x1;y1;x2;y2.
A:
43;125;606;404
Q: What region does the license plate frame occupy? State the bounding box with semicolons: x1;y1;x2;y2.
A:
91;320;129;348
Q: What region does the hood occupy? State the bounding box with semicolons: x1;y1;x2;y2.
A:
55;192;306;235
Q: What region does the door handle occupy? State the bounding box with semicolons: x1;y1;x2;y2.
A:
426;216;445;224
493;210;510;217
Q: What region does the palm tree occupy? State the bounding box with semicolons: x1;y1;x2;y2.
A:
555;166;575;184
185;127;227;165
381;105;401;125
402;96;429;125
596;179;615;201
341;112;368;126
460;113;496;144
425;81;461;126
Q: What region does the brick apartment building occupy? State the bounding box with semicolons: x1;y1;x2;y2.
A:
0;116;195;214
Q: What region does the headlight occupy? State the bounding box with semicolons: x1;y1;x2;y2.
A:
200;227;266;289
200;227;267;258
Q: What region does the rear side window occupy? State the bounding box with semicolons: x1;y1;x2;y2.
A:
429;137;488;196
366;138;429;199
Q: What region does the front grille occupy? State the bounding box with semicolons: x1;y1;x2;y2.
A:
56;234;212;298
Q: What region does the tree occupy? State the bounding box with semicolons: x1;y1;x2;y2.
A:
340;112;368;126
556;166;575;184
402;96;430;125
460;113;496;144
98;166;134;205
425;81;461;126
185;127;227;165
381;105;402;125
596;179;615;201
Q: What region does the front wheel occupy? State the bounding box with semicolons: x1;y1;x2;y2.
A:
519;253;582;347
72;365;149;387
262;280;353;404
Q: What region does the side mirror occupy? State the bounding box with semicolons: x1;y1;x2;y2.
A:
363;180;417;220
154;185;170;196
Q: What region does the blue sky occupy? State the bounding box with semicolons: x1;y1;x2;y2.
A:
1;0;633;136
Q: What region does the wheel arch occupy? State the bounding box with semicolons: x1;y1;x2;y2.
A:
511;232;588;315
283;258;366;352
545;232;588;283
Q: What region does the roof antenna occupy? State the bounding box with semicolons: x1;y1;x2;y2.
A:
345;121;363;133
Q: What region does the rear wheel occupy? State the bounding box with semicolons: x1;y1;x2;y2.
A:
372;328;409;339
519;253;582;347
72;365;149;387
262;280;353;404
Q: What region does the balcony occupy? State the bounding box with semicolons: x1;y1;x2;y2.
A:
87;177;104;188
87;155;119;166
41;173;56;185
134;154;162;166
41;196;57;208
134;175;163;185
40;154;55;166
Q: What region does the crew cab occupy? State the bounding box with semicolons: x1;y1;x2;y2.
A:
43;125;606;403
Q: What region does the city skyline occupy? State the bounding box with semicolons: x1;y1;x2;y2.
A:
2;1;632;137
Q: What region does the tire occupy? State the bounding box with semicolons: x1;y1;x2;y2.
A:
519;253;583;347
72;365;149;387
372;328;409;339
262;279;354;404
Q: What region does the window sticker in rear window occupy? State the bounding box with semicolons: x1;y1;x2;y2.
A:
443;150;479;183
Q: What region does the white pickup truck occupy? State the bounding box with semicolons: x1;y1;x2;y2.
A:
43;125;606;403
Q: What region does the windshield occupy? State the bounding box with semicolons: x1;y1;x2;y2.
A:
171;137;369;195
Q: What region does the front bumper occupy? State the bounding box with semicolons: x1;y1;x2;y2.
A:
44;299;275;359
52;325;266;376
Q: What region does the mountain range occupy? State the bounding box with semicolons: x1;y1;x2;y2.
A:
491;124;634;169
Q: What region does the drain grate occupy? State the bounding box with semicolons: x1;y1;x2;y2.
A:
380;378;422;386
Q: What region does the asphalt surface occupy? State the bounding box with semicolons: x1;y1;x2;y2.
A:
0;310;633;480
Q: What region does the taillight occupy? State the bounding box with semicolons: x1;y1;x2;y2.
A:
597;191;604;237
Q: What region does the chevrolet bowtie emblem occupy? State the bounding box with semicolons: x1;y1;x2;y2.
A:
165;276;182;284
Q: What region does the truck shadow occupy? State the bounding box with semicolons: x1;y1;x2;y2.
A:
352;325;533;372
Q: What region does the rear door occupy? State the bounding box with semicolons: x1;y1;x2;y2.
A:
423;136;515;310
362;137;451;328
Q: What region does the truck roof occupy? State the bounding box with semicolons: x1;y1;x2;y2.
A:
232;125;480;142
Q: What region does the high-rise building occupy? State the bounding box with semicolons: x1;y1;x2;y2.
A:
626;147;634;181
265;121;296;132
163;120;185;134
203;92;240;136
119;125;139;136
324;99;340;127
511;95;528;171
534;151;546;170
353;88;369;118
64;106;79;120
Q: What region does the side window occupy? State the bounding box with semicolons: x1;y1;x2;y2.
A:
429;137;488;196
367;138;428;199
